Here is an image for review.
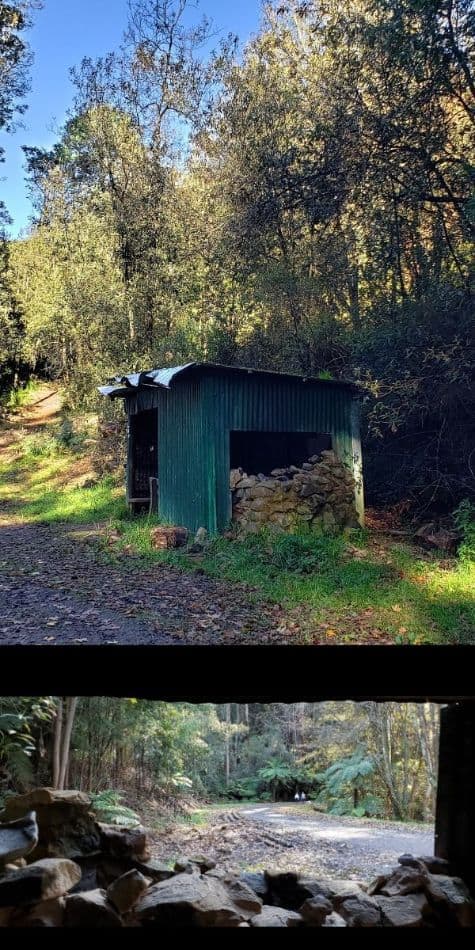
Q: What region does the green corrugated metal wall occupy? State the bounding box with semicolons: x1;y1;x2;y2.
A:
126;369;359;534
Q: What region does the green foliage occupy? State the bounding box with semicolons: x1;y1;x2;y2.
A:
0;698;440;825
0;697;55;793
3;0;473;513
90;790;141;828
317;752;375;795
453;500;475;564
225;777;260;801
257;758;304;800
243;530;346;575
317;751;378;816
0;380;37;413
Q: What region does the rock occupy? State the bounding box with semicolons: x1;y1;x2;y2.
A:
1;788;99;861
376;893;429;927
338;895;382;927
8;897;66;928
425;874;475;927
173;859;201;875
239;872;269;902
250;906;302;927
2;789;91;814
380;866;427;897
175;854;216;874
299;895;333;925
229;469;243;489
107;869;150;914
150;525;188;550
98;824;150;862
322;506;336;529
65;888;123;927
0;858;81;907
96;855;173;889
237;477;258;489
134;871;262;927
415;523;460;553
225;878;264;912
0;811;39;867
299;483;318;498
367;873;390;896
132;860;175;883
322;911;347;927
398;854;452;876
299;878;367;908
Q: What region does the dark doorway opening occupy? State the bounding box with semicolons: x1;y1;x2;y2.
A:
130;409;158;502
230;430;332;475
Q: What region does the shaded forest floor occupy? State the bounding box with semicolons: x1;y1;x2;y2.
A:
0;386;473;644
148;803;434;882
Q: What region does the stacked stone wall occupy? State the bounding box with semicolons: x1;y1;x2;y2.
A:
231;450;359;533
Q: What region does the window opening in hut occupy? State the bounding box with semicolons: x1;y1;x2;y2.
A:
130;409;158;504
230;431;332;476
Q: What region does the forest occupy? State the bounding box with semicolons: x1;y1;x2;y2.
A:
0;0;474;513
0;697;440;824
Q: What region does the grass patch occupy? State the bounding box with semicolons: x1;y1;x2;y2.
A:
0;380;39;414
104;518;475;644
0;450;126;525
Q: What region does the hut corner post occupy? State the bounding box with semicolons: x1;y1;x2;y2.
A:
350;397;364;526
435;702;475;896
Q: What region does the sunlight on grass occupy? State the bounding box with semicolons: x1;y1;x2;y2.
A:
0;449;126;525
105;519;475;644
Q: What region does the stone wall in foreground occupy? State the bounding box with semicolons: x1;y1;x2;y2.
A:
231;449;359;533
1;790;474;927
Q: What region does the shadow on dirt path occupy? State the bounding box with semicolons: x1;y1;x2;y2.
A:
150;803;434;881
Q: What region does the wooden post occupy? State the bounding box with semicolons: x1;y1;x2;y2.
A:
149;477;159;516
435;702;475;895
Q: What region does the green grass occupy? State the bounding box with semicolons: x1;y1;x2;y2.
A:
102;519;475;644
0;450;127;525
1;413;474;644
0;380;39;414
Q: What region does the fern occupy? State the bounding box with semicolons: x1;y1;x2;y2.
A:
5;746;35;786
317;752;375;796
90;790;141;828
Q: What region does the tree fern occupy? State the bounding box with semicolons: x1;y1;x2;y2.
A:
317;752;375;796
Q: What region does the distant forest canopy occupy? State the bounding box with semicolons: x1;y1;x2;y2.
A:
1;0;474;509
0;698;440;823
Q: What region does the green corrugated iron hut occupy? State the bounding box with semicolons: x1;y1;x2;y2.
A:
100;362;363;534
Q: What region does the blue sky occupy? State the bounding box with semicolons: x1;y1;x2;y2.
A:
1;0;261;237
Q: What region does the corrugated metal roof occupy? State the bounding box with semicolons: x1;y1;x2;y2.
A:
99;362;359;398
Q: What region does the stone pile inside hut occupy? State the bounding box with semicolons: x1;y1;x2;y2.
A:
1;789;474;927
230;449;359;533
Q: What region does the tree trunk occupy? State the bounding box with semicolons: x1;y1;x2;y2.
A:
225;703;231;787
52;699;63;789
57;698;78;791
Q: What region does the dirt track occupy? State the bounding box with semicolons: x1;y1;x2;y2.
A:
151;803;434;881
